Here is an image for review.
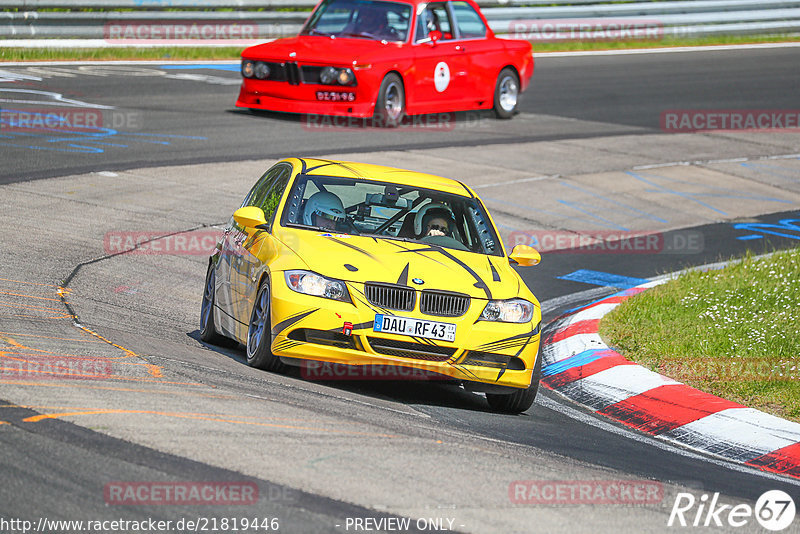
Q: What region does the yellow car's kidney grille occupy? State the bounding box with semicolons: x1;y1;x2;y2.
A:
419;291;470;317
367;337;455;362
365;283;415;311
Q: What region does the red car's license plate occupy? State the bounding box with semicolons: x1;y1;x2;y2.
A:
316;91;356;102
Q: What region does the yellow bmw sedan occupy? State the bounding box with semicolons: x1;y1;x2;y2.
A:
200;158;542;413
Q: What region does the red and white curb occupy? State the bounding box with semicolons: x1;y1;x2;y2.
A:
540;280;800;480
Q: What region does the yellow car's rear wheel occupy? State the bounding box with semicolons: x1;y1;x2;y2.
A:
246;279;285;372
200;263;230;346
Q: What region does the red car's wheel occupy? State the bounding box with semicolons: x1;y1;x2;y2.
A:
493;67;520;119
374;73;406;128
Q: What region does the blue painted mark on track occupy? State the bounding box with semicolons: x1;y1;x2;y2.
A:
559;181;668;225
0;108;206;153
558;269;649;289
626;171;794;217
732;217;800;241
740;161;800;183
542;349;611;377
160;64;239;72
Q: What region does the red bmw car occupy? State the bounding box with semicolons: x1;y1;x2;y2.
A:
236;0;533;124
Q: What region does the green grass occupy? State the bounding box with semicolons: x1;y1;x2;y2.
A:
599;249;800;422
2;34;799;62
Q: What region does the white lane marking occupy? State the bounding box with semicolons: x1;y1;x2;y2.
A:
535;42;800;58
663;408;800;461
0;70;43;83
537;393;800;487
632;153;800;171
163;73;241;86
474;175;557;189
0;88;115;109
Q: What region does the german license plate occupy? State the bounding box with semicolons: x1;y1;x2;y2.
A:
373;314;456;342
316;91;356;102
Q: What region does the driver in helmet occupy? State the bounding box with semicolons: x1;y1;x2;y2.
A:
303;191;347;231
414;203;456;239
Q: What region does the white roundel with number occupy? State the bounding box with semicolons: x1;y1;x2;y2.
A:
755;490;796;531
434;62;450;93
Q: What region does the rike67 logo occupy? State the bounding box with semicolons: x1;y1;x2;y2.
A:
668;490;796;531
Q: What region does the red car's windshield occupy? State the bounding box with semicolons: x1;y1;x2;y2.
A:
301;0;412;42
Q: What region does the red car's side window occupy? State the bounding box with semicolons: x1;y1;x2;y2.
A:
451;1;486;39
415;2;454;42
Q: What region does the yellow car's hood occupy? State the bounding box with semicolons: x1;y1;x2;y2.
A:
278;229;524;301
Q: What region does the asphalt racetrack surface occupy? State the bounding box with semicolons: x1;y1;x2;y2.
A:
1;46;800;533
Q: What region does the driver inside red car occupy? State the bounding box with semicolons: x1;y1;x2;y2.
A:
351;5;397;40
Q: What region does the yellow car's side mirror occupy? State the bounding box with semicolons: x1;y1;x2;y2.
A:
233;206;268;229
509;244;541;266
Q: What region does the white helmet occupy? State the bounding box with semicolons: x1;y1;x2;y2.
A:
413;202;455;236
303;191;346;226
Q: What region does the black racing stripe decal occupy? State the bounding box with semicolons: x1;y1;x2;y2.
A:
349;284;393;315
476;323;541;351
384;240;450;268
299;158;308;174
457;181;474;198
273;340;303;352
325;236;378;260
396;263;410;286
306;161;361;177
404;246;492;300
271;308;319;336
450;363;482;381
488;258;500;282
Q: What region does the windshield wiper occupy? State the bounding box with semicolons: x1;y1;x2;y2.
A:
308;28;333;37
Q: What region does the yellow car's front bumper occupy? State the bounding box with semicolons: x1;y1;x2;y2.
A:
268;275;540;390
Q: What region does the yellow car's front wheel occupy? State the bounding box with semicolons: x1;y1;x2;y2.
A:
247;279;285;372
485;347;541;414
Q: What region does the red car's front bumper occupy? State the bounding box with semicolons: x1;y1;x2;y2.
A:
236;79;376;117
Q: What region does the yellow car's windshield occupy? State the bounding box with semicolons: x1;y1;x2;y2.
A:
281;174;503;257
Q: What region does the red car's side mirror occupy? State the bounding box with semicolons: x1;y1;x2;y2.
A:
429;30;442;43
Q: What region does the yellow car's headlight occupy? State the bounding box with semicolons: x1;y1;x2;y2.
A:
285;270;350;303
479;299;534;323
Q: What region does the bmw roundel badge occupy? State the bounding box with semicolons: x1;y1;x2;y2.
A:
412;278;424;285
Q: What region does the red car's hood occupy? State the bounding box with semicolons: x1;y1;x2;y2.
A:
243;36;400;65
